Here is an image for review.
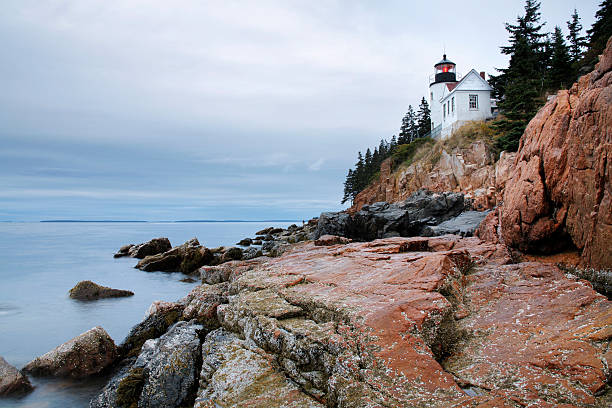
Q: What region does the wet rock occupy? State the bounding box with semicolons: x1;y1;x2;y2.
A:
256;227;274;235
220;247;243;263
119;304;184;358
114;238;171;259
135;321;203;408
69;280;134;300
317;189;465;241
23;327;117;378
237;237;252;246
242;246;263;260
136;238;214;274
252;239;263;245
423;210;490;237
0;356;33;396
194;328;324;408
113;244;134;258
500;37;612;268
314;235;352;246
92;322;203;408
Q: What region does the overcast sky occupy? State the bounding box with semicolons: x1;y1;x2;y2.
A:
0;0;599;221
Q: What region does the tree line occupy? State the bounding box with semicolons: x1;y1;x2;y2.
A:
341;98;430;204
492;0;612;151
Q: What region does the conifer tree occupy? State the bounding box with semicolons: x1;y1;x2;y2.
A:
566;9;587;63
494;0;548;152
547;26;574;90
584;0;612;68
417;97;431;136
398;106;417;144
341;169;354;204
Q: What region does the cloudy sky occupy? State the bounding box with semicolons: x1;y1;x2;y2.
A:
0;0;599;221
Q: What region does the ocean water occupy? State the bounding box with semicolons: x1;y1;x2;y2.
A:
0;221;294;407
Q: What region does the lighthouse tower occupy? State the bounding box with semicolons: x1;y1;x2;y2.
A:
429;54;457;133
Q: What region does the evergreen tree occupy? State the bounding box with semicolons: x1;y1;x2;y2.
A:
566;9;587;63
390;135;397;150
547;26;574;90
494;0;548;152
398;106;417;144
584;0;612;67
417;97;431;136
341;169;354;204
364;148;373;176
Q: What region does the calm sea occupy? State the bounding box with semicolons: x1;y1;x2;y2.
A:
0;221;294;407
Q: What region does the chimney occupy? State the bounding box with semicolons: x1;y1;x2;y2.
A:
480;71;486;80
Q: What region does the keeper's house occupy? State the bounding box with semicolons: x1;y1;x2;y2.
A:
429;54;495;139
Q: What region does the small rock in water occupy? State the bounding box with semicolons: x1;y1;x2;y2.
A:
0;356;33;396
236;237;252;246
69;280;134;300
180;277;196;283
23;326;117;378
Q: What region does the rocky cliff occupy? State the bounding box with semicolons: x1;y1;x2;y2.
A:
499;36;612;269
351;123;517;212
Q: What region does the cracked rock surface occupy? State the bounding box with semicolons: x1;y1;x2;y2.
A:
93;235;611;407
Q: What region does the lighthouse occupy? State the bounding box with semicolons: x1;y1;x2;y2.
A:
428;54;494;139
429;54;458;134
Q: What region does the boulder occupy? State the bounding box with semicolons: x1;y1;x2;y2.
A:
0;356;33;396
194;329;324;407
23;327;117;378
255;227;274;235
236;237;252;246
69;280;134;300
113;244;134;258
136;238;214;274
317;190;465;241
133;321;203;408
242;246;263;260
220;247;243;263
92;321;203;408
119;303;185;358
423;210;490;237
114;238;171;259
500;37;612;269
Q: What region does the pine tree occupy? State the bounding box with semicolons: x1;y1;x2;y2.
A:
584;0;612;68
390;135;397;150
494;0;548;152
364;148;373;176
398;106;417;144
566;9;587;63
417;97;431;137
341;169;354;204
547;26;574;90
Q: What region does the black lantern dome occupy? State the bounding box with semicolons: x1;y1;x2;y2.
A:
432;54;457;84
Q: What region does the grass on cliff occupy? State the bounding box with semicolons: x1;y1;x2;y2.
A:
392;121;501;173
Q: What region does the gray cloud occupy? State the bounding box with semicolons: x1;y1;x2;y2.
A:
0;0;599;220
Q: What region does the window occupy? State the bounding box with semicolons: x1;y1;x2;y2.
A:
430;92;433;101
452;97;455;113
469;94;478;110
443;103;446;118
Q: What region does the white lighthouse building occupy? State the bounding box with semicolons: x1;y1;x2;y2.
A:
429;54;494;139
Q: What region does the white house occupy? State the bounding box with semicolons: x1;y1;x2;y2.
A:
428;55;494;139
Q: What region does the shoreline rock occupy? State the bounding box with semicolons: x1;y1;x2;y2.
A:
114;238;171;259
69;280;134;300
23;327;117;378
0;356;33;396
